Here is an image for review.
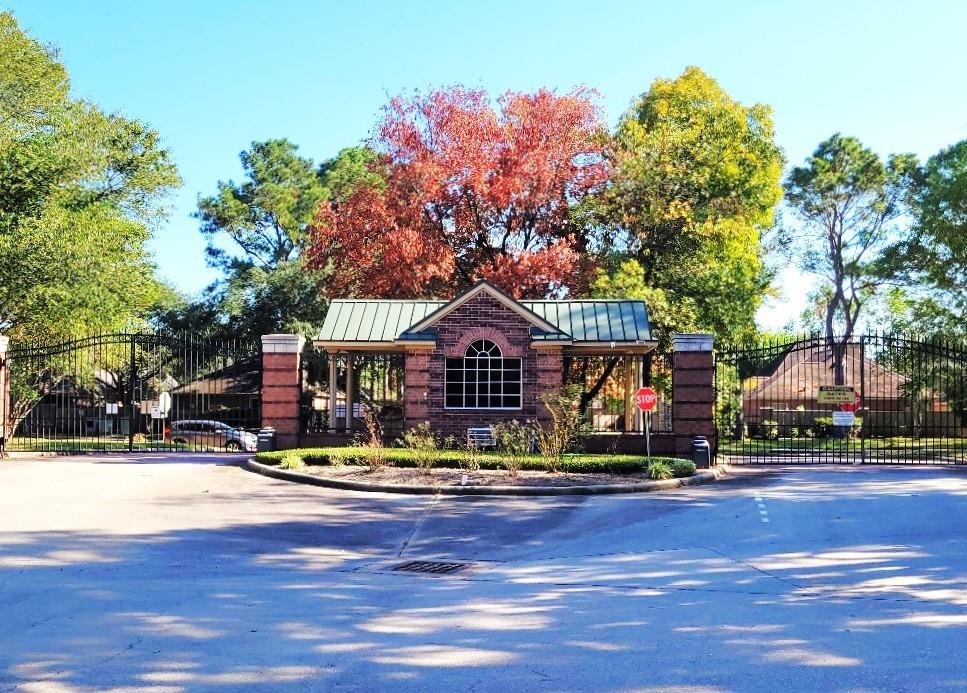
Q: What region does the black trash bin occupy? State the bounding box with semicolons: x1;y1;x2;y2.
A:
691;436;711;469
257;427;276;453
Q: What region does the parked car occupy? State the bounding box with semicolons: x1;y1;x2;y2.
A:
166;420;257;452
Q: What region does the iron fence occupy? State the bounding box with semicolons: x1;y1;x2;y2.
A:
5;332;261;452
716;333;967;464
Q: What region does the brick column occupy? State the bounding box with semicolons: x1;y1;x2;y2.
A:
534;347;563;427
672;334;716;460
261;334;305;450
0;336;8;451
403;347;431;432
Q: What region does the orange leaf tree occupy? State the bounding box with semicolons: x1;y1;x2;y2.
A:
308;87;607;299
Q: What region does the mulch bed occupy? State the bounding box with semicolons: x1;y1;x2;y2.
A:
294;464;666;488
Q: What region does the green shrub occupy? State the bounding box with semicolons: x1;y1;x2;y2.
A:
328;447;351;466
254;447;691;476
814;417;833;437
493;420;533;476
760;420;779;440
401;422;440;471
461;438;482;473
278;453;304;470
669;459;696;478
647;460;673;480
357;409;387;471
534;385;592;473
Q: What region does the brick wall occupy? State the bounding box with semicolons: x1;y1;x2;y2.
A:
404;294;562;438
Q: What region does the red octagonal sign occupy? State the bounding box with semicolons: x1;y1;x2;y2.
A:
635;386;658;412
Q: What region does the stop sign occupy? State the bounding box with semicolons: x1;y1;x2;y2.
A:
840;393;862;412
635;386;658;412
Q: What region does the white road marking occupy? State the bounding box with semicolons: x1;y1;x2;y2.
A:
756;496;770;523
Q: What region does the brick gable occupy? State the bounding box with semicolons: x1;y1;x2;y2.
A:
405;293;561;437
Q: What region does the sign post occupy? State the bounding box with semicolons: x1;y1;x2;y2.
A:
635;386;658;462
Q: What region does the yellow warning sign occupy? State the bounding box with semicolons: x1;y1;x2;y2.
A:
817;385;856;404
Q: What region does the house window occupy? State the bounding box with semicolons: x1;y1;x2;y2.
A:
445;339;521;409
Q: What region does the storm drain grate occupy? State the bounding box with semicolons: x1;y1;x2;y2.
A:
391;560;471;575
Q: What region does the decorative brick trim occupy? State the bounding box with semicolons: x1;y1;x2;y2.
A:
448;325;520;357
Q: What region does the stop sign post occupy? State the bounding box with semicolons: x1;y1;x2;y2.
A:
635;387;657;460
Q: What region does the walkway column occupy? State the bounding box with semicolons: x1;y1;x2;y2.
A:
624;356;634;432
635;357;645;433
327;354;338;433
0;336;8;451
534;346;563;429
260;334;305;450
672;334;716;460
344;353;354;434
403;347;431;432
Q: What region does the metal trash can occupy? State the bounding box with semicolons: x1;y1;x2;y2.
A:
257;427;276;453
691;436;711;469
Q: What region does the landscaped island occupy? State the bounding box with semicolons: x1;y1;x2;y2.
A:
253;447;697;489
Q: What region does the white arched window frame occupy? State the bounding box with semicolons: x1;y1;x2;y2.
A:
444;339;522;409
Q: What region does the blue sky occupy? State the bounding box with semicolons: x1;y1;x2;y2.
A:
5;0;967;329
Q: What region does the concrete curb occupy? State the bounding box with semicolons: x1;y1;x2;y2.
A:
240;458;728;496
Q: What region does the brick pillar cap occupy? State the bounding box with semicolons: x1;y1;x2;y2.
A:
673;333;714;352
261;334;306;353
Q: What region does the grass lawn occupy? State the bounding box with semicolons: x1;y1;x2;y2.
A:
719;436;967;457
5;437;190;452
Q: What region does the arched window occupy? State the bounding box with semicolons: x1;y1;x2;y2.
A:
445;339;522;409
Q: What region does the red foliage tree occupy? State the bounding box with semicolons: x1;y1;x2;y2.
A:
308;87;607;299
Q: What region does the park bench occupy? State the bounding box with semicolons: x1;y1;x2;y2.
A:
467;426;496;449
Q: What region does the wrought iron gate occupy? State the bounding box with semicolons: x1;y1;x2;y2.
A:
716;334;967;464
4;332;261;452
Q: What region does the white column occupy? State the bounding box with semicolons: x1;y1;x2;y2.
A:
344;353;354;434
328;353;338;433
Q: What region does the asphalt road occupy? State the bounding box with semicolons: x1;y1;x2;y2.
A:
1;455;967;692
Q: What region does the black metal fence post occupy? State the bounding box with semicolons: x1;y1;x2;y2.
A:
128;336;136;453
860;336;866;464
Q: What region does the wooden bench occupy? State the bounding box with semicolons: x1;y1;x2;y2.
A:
467;426;496;449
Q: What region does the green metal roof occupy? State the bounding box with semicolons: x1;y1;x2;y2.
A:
318;300;445;343
318;295;652;344
521;301;651;343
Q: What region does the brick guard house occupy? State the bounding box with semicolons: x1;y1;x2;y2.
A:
261;280;715;458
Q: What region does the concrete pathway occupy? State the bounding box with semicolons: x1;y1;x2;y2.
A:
1;455;967;691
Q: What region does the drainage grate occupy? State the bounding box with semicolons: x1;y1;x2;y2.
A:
391;560;470;575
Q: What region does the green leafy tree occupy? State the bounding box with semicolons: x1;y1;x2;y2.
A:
0;13;179;430
785;134;916;381
170;141;380;340
595;67;784;347
880;139;967;339
0;12;179;343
